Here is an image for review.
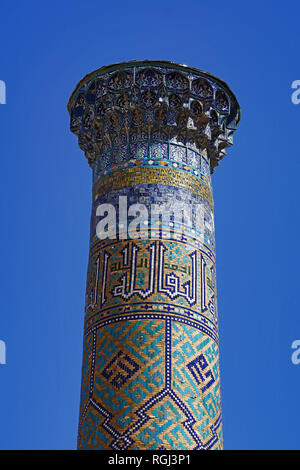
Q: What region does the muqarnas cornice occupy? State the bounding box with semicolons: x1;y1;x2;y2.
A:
68;60;240;173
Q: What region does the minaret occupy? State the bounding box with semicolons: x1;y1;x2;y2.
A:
68;60;240;450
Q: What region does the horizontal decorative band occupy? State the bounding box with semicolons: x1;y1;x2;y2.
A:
89;231;216;263
93;157;211;189
92;141;211;185
93;166;214;210
84;238;218;341
84;313;219;345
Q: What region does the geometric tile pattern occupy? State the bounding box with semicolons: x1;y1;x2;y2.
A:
101;350;140;390
78;317;222;449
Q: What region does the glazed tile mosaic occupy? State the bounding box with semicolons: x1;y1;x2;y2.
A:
93;167;214;211
68;60;240;450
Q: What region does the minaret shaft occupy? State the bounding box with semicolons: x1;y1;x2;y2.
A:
68;61;240;450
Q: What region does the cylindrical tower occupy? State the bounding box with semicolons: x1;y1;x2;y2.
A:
68;60;240;450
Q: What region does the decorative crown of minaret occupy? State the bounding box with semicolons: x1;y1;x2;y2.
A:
68;60;240;172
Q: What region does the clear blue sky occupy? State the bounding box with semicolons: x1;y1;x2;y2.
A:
0;0;299;450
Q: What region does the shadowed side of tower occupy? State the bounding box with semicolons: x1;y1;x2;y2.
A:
68;61;240;450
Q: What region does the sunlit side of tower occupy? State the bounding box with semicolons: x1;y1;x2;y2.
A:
68;60;240;450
